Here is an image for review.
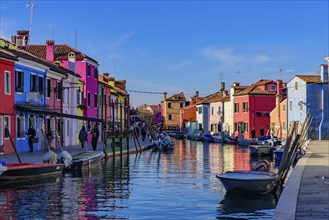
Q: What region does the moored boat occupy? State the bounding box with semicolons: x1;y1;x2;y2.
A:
64;151;103;171
216;171;276;194
249;145;275;155
0;163;64;180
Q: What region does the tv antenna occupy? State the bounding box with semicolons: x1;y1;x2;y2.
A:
26;2;37;42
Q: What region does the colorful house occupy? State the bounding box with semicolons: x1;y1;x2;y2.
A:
270;81;288;139
27;40;100;133
287;65;328;140
233;79;281;139
0;49;18;154
224;83;248;136
162;92;186;130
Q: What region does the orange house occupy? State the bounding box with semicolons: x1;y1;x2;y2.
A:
162;92;186;130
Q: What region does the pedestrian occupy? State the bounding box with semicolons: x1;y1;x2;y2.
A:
259;127;265;137
91;124;100;151
251;128;256;140
141;126;147;141
26;124;36;152
78;125;88;151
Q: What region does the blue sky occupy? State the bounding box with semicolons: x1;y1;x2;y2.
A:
1;1;328;107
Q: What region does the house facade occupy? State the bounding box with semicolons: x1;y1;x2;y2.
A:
233;80;280;139
287;66;328;140
162;92;186;130
0;50;17;154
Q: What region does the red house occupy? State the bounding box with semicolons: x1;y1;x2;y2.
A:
233;79;283;139
0;50;17;154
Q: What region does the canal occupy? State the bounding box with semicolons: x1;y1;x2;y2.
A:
0;139;278;219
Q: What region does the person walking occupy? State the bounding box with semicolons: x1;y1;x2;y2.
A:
91;124;100;151
78;126;88;151
26;124;36;152
251;128;256;140
259;127;265;137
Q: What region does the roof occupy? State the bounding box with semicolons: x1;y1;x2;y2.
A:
198;92;228;104
234;79;276;96
3;47;80;78
27;44;99;64
295;75;321;83
0;49;18;61
165;92;186;101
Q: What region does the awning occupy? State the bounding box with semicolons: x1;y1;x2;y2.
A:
14;104;103;123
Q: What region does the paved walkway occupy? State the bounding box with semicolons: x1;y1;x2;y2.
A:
0;135;152;164
273;140;329;220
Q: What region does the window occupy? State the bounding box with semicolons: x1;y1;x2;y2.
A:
180;102;184;108
38;76;44;94
108;96;111;107
0;116;3;146
282;121;286;131
67;120;70;136
87;92;91;107
94;68;98;79
15;70;24;92
294;82;298;90
77;89;80;105
198;123;203;130
242;102;248;112
196;107;198;113
17;115;25;138
56;81;62;100
4;71;11;94
282;103;286;112
211;107;214;115
234;103;239;113
30;74;38;92
299;100;303;111
242;122;248;132
168;102;172;108
198;106;202;114
57;119;61;134
87;65;91;77
46;78;52;98
289;101;292;111
168;114;172;120
4;116;10;139
218;106;221;115
94;94;98;107
266;85;276;91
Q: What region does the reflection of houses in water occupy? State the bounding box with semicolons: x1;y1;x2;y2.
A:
209;143;224;175
223;145;234;172
233;147;251;171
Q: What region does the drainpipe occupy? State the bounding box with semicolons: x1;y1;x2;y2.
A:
60;74;69;146
318;86;324;140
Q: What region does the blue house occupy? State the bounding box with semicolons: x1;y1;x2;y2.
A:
287;64;328;140
9;48;48;152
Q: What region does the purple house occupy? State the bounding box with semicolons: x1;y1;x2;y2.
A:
28;41;100;131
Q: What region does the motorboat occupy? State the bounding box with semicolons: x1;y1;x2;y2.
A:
216;170;277;194
249;145;275;155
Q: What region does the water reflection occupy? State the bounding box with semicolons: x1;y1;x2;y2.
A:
0;140;277;219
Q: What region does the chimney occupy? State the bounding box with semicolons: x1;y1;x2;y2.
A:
164;92;167;100
16;30;29;50
46;40;55;62
196;91;199;98
233;82;240;86
220;82;225;93
320;64;328;83
276;80;283;105
103;72;109;77
68;51;76;72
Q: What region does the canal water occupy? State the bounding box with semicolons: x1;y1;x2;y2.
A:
0;139;278;219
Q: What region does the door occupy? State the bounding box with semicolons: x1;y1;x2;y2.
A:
0;116;3;152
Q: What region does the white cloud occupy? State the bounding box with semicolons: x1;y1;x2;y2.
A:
202;47;243;64
172;60;194;70
109;31;136;50
254;54;271;62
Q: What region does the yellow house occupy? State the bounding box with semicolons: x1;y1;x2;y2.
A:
162;92;186;130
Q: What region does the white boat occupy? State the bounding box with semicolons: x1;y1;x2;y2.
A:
248;144;275;155
216;171;277;194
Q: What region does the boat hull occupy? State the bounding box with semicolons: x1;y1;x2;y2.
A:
249;145;275;155
0;163;64;180
216;171;276;194
65;151;103;171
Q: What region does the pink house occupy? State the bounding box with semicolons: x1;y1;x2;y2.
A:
28;41;100;131
233;79;283;139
